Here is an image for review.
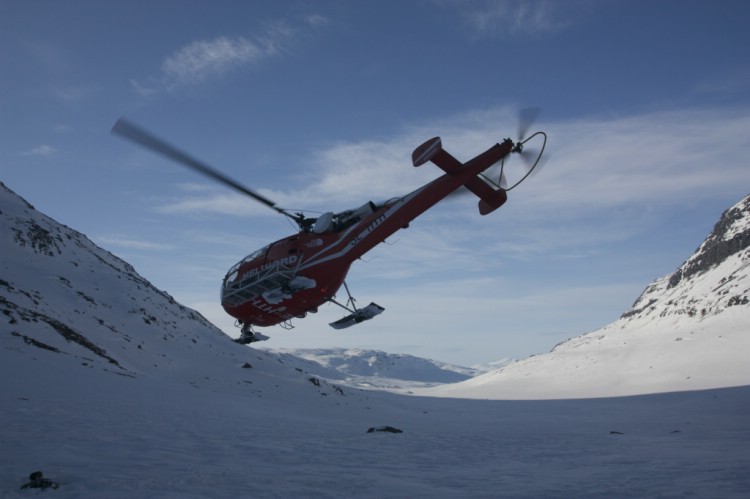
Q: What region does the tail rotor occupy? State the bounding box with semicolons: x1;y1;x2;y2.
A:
502;108;547;190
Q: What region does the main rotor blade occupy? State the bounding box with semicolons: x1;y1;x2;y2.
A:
111;118;282;213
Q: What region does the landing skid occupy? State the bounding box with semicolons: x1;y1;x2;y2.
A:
234;323;270;344
329;302;385;329
328;281;385;330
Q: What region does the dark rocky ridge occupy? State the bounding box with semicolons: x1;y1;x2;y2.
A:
668;194;750;288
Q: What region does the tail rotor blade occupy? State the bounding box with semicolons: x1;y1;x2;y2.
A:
517;107;541;142
520;147;540;170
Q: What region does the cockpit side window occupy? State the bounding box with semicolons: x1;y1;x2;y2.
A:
245;245;270;262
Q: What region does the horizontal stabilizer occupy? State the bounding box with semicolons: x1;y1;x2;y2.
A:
412;137;508;215
329;302;385;330
464;177;507;215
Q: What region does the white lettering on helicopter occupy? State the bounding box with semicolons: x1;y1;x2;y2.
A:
249;296;293;318
349;213;387;247
244;255;298;279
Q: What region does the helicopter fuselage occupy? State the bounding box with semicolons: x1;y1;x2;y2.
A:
221;138;516;329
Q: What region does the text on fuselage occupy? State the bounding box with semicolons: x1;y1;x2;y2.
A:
349;214;387;247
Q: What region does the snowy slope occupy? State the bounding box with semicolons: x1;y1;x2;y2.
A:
425;194;750;399
2;182;750;497
0;181;352;399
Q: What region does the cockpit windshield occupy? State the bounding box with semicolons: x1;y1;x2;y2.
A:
224;244;270;283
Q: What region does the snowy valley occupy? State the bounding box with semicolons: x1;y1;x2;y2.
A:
2;181;749;497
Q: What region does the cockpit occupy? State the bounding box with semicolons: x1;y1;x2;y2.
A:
223;243;270;286
222;200;388;292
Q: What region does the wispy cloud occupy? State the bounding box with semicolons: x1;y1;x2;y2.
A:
133;19;307;93
154;183;290;218
457;0;585;37
161;34;277;86
19;145;57;156
156;191;267;217
97;234;174;251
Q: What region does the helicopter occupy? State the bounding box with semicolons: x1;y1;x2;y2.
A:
112;113;546;343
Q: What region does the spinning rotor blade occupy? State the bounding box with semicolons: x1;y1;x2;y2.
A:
521;147;548;176
111;118;287;216
517;107;541;142
519;146;540;169
499;172;508;190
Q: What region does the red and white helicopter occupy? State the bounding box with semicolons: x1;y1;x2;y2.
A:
112;113;546;343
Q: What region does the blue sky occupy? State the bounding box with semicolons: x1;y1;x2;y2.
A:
2;0;749;366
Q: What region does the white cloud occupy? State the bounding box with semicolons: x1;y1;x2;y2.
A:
131;16;333;94
458;0;581;37
156;191;266;216
158;23;295;89
161;36;266;85
97;235;174;251
523;108;750;210
153;183;291;219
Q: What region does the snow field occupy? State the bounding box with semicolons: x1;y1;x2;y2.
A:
2;345;749;498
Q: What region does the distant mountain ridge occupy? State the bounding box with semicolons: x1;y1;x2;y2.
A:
424;193;750;399
267;347;488;390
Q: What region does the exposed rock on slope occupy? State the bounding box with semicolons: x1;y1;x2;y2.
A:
624;193;750;323
668;195;750;288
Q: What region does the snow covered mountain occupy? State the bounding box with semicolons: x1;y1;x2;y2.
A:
0;181;354;397
266;347;485;391
425;194;750;399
